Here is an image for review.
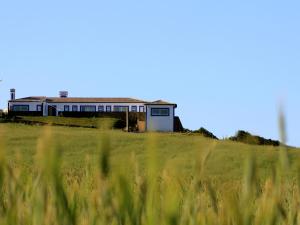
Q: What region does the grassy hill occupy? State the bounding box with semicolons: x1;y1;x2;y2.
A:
0;123;299;224
1;123;298;183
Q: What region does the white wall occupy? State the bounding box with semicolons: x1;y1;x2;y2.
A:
146;105;175;132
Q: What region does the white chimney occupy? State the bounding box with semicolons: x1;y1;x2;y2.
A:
59;91;68;98
10;89;15;100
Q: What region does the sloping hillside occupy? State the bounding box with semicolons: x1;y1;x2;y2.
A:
0;123;299;224
0;123;298;184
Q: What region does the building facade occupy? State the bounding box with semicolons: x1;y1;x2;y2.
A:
8;89;178;132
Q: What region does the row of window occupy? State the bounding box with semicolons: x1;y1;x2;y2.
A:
64;107;170;116
12;105;42;112
63;105;145;112
11;105;170;116
12;105;30;112
11;105;146;112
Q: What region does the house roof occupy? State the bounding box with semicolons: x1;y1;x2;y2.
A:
9;96;147;104
46;97;147;103
9;96;47;102
145;100;177;106
9;97;177;107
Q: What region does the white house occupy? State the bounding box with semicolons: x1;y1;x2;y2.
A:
8;89;178;132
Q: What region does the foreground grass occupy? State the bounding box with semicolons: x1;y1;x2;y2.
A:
0;123;299;224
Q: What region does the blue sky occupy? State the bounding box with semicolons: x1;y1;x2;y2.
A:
0;0;299;146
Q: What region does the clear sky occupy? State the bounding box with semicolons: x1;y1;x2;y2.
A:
0;0;299;146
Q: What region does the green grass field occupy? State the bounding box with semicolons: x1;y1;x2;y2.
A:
0;122;299;224
2;123;298;181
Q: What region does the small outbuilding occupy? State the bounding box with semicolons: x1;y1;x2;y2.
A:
145;100;177;132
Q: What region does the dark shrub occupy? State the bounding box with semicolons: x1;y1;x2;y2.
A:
229;130;280;146
113;119;126;129
8;111;43;117
192;127;218;140
174;116;184;132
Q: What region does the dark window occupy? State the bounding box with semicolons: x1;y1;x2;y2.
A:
72;105;78;112
12;105;29;112
139;106;145;112
98;105;104;112
106;106;112;112
80;106;96;112
113;106;128;112
37;105;42;112
64;105;70;112
131;106;137;112
151;108;170;116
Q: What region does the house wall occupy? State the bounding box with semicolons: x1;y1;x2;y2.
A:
146;105;175;132
9;101;146;115
50;102;146;113
8;100;177;133
8;101;43;112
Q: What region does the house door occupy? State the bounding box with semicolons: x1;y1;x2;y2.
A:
48;105;57;116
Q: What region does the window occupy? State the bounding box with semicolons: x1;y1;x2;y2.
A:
72;105;78;112
139;106;145;112
80;106;96;112
151;108;170;116
113;106;128;112
98;105;104;112
131;106;137;112
106;106;111;112
64;105;70;112
37;105;42;112
12;105;29;112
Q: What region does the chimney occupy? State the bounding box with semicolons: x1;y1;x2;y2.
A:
10;89;15;100
59;91;68;98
